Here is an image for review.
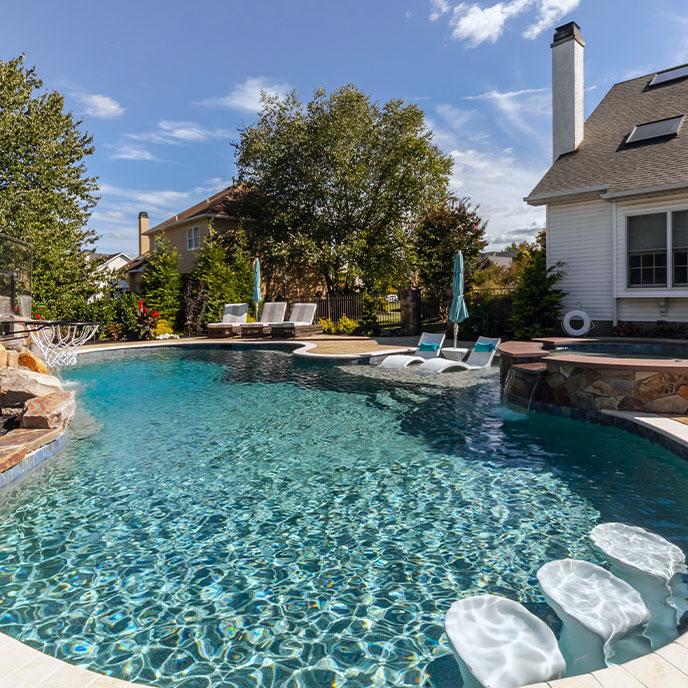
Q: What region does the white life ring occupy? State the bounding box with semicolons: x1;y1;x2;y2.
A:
563;309;592;337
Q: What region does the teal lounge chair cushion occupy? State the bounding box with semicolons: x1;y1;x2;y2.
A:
418;342;440;352
474;342;496;353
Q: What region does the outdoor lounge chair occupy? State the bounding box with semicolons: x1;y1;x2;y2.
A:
416;336;500;376
538;559;649;673
445;594;565;688
377;332;445;369
239;302;287;338
207;303;248;338
270;303;321;339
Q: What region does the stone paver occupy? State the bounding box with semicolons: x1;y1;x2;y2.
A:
592;665;645;688
622;652;688;687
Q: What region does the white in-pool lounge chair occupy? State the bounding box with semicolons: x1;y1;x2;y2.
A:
445;594;566;688
238;301;287;337
207;303;248;337
590;522;687;649
538;559;649;673
416;336;500;376
270;303;321;338
377;332;445;369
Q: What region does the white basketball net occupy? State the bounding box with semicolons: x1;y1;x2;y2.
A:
31;322;99;368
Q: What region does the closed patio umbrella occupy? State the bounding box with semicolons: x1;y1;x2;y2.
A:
252;258;262;319
448;251;469;349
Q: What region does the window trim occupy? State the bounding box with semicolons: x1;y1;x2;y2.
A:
618;203;688;297
626;212;668;288
186;225;200;251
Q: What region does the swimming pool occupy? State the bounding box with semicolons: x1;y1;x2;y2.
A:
0;347;687;687
554;340;688;359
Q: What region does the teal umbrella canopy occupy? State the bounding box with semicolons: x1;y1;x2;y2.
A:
449;251;469;324
252;258;262;304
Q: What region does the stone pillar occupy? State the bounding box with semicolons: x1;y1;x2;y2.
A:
399;289;421;336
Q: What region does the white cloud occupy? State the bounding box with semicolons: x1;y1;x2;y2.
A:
433;0;579;46
196;76;292;113
125;120;231;145
193;177;234;196
110;144;155;161
523;0;580;39
99;183;191;212
73;92;125;119
429;0;451;20
450;0;532;46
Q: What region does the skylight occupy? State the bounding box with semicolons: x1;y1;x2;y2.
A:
626;115;684;144
649;64;688;87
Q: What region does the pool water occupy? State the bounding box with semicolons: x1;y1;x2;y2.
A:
0;347;687;687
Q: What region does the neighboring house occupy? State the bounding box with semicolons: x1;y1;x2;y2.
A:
480;250;516;270
526;22;688;331
132;185;246;282
87;251;131;298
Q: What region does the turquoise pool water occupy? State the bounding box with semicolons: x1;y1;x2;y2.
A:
0;347;687;687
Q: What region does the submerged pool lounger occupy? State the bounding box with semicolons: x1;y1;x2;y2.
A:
377;331;446;369
591;522;687;648
444;594;566;688
537;559;650;673
416;336;501;376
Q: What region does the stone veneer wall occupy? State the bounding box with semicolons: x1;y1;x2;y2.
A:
506;360;688;415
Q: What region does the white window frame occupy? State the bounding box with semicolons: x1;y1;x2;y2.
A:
617;201;688;297
186;225;200;251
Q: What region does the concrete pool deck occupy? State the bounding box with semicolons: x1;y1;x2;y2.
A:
3;335;688;687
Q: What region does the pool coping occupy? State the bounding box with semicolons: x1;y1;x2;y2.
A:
2;338;687;687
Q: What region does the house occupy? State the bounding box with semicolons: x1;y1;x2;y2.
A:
87;251;131;297
127;185;246;292
526;22;688;332
480;250;516;270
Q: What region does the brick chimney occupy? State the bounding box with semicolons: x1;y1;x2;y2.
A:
551;21;585;161
138;211;150;256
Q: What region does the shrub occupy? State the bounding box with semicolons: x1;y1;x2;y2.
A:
182;280;207;336
135;299;160;340
102;322;126;342
359;293;381;336
335;315;358;335
319;318;336;334
155;319;174;336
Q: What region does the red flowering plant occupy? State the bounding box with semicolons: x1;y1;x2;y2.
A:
135;299;160;340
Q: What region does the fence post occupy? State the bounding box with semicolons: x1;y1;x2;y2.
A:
399;289;421;336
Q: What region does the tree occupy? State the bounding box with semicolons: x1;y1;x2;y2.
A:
235;84;452;294
190;230;248;326
510;233;566;339
415;197;488;296
142;237;181;324
0;55;99;319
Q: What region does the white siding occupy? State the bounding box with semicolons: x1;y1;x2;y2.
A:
547;199;614;320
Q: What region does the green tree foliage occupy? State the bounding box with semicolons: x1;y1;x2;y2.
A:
0;55;99;319
510;232;566;340
142;237;181;323
415;196;488;296
236;84;452;294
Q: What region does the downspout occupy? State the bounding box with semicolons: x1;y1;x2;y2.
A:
611;201;618;326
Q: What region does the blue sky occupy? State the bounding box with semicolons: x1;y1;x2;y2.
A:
2;0;687;256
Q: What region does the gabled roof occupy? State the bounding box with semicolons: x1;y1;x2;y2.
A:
146;184;245;234
526;67;688;205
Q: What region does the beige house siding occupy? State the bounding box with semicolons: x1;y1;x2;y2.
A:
150;217;236;274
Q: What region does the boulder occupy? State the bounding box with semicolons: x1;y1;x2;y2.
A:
22;391;76;429
0;367;62;407
18;350;48;374
0;428;62;453
0;345;6;368
0;445;27;473
646;395;688;415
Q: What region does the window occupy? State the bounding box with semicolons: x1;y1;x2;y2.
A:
674;211;688;286
649;64;688;87
186;226;200;251
626;115;684;144
627;213;667;287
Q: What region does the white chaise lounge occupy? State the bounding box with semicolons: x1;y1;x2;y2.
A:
207;303;248;337
377;332;445;369
591;522;686;648
238;302;287;338
416;336;501;376
270;303;321;338
538;559;649;673
445;594;566;688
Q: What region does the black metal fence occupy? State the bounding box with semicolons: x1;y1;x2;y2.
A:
312;294;401;329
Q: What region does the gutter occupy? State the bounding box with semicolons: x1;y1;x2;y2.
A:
524;184;608;206
599;181;688;200
145;213;229;235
